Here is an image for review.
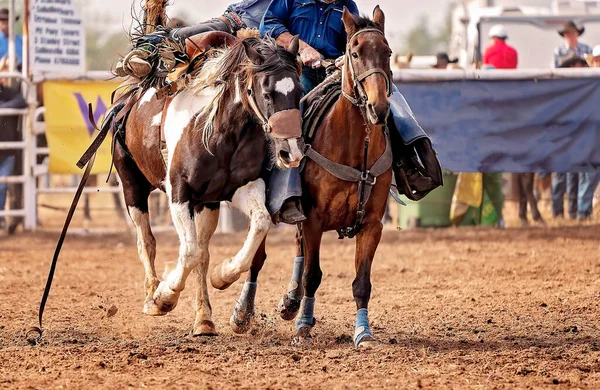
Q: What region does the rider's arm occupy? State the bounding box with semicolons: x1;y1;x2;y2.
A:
259;0;293;39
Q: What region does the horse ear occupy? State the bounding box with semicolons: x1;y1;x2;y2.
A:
342;7;358;37
288;35;300;56
373;5;385;33
242;40;263;65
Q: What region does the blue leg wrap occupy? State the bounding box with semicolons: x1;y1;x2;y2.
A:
288;256;304;300
295;296;316;330
354;308;373;346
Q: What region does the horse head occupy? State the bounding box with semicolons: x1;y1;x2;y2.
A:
341;6;392;125
240;35;304;169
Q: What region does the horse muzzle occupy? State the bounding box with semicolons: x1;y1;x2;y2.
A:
268;109;304;169
366;101;390;126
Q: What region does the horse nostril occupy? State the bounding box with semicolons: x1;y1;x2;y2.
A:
279;150;291;162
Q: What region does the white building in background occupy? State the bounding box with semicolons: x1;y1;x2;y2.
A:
450;0;600;68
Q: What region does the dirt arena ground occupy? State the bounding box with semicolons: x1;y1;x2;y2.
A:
2;219;600;389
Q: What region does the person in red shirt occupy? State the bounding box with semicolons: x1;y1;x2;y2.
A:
483;24;518;69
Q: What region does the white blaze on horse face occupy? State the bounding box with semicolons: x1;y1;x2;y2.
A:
275;77;295;96
287;138;303;166
140;88;157;107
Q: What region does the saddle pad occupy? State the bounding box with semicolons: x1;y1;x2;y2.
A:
301;70;342;143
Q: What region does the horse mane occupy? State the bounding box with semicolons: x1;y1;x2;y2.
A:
354;15;378;30
189;35;298;152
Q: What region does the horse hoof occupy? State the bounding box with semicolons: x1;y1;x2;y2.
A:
292;326;314;346
152;281;180;313
278;295;301;321
193;320;218;337
210;261;240;290
356;335;379;348
230;312;254;334
143;301;167;316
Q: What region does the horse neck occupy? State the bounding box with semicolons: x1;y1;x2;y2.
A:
315;71;386;167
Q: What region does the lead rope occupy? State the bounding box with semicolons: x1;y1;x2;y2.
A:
26;103;111;343
337;124;371;239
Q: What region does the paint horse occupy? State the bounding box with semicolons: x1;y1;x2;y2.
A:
112;31;304;336
220;7;395;347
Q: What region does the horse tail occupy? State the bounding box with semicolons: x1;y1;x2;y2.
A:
143;0;169;34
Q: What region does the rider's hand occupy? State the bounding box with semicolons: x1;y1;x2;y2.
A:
335;55;345;69
299;46;322;69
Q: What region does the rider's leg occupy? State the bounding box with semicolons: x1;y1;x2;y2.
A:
116;17;233;78
270;68;327;224
389;85;443;199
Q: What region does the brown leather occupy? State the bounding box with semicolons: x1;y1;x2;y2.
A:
185;31;237;59
267;109;302;139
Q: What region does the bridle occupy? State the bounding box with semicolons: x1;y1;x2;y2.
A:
246;75;302;139
341;27;393;108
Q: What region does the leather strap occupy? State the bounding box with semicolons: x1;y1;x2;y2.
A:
304;131;392;202
27;150;97;343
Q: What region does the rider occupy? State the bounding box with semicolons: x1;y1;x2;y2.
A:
117;0;271;78
116;0;441;224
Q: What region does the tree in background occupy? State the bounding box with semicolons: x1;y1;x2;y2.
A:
400;6;452;56
86;29;130;71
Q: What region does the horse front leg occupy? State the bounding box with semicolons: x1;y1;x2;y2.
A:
229;238;266;334
352;218;383;347
152;199;200;313
210;179;271;290
192;207;220;336
278;225;305;320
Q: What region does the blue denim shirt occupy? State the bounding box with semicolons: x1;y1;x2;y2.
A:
227;0;272;29
552;41;592;68
259;0;359;59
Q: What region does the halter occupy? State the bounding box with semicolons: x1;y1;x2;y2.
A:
341;28;393;108
246;76;302;139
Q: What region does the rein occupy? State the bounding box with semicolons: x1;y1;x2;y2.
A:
340;28;392;108
246;76;302;139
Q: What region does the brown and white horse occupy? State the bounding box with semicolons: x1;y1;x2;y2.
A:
113;32;304;335
223;7;395;346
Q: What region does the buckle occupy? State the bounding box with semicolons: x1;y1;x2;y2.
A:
361;170;376;186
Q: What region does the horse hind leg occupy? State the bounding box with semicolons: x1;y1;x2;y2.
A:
210;179;271;290
113;143;160;315
230;238;266;334
278;226;305;320
192;206;220;336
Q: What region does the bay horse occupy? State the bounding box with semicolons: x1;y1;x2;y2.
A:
113;31;304;336
220;7;394;347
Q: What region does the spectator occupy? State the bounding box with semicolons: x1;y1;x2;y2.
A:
0;8;21;64
483;25;518;69
577;48;600;220
515;174;545;226
549;53;589;220
590;45;600;67
552;20;591;68
0;79;26;230
431;52;458;69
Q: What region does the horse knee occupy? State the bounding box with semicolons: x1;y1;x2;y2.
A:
252;210;270;236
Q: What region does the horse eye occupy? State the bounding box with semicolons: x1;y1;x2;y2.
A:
352;52;359;59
